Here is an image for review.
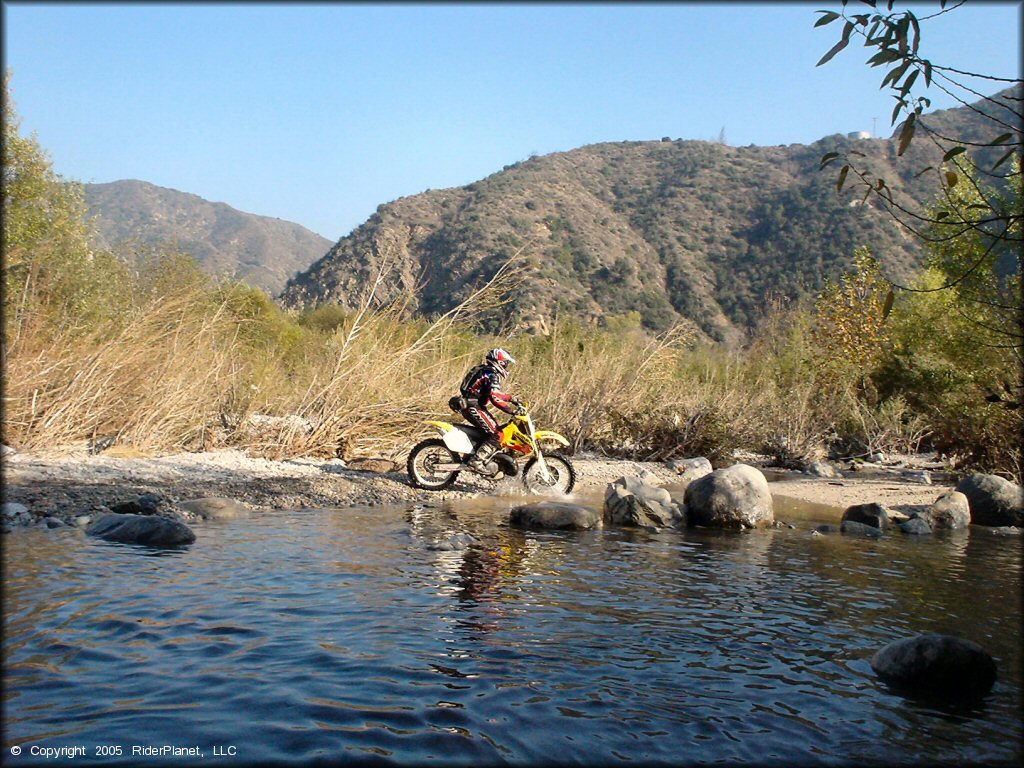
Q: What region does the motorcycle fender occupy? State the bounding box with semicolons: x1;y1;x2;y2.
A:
533;430;570;447
424;420;474;455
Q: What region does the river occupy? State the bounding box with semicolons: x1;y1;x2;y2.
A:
3;490;1021;766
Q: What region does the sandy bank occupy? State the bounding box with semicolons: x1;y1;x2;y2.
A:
2;447;955;528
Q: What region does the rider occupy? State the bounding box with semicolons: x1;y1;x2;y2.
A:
455;347;524;470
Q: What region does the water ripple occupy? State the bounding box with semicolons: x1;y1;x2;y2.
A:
3;505;1020;765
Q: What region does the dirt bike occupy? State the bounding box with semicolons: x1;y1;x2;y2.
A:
406;402;577;494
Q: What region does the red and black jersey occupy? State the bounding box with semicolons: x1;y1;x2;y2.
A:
460;364;515;414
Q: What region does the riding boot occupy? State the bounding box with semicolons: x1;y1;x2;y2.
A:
467;440;499;471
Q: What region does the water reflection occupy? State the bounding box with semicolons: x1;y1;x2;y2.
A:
3;497;1021;766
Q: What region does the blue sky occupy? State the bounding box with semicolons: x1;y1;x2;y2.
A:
3;2;1021;240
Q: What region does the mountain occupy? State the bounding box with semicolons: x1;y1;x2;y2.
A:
279;87;1020;345
83;180;332;295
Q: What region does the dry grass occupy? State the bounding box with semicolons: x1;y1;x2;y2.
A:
3;251;1012;475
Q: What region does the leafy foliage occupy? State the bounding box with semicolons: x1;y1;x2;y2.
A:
812;246;891;383
814;5;1022;291
2;75;131;339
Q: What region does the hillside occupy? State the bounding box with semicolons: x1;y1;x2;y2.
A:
83;180;332;295
279;88;1020;344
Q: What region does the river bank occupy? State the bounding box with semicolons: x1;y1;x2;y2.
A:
1;445;954;530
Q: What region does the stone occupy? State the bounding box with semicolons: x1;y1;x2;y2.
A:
510;502;601;530
842;502;890;530
3;502;29;520
86;513;196;547
427;532;476;551
887;508;912;524
900;469;932;485
179;497;251;520
110;492;164;516
604;475;685;528
898;517;933;535
955;473;1024;527
806;460;839;478
870;633;997;699
666;457;713;485
683;464;774;529
345;457;399;473
840;520;883;537
925;491;971;530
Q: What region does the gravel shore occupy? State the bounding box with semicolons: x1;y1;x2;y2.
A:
2;446;954;530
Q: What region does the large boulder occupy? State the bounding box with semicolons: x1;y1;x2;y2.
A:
179;497;251;520
87;513;196;547
683;464;774;529
870;633;997;699
841;502;890;531
918;491;971;531
955;473;1024;527
604;475;685;529
510;502;601;530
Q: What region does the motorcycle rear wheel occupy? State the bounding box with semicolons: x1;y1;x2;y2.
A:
407;438;460;490
522;453;576;495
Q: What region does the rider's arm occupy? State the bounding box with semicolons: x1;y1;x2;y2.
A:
488;372;521;415
490;389;517;415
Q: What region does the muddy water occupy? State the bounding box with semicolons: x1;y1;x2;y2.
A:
3;492;1021;766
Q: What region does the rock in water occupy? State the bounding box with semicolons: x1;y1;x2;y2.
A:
870;633;997;699
604;475;684;528
87;513;196;547
955;473;1024;527
898;517;933;535
841;502;890;531
510;502;601;530
683;464;774;529
920;491;971;531
179;497;251;520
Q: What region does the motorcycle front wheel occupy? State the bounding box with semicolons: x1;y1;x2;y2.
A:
407;438;460;490
522;453;576;495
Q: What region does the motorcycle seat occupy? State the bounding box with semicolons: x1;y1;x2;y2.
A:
456;423;491;444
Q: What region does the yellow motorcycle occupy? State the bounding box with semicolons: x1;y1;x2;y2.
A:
406;403;577;494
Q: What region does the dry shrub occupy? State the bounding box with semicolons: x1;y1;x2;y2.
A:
515;320;696;453
3;286;240;453
227;260;521;460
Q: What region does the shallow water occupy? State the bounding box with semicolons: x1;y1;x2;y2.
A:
3;492;1021;766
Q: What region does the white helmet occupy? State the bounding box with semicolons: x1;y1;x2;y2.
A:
485;348;515;378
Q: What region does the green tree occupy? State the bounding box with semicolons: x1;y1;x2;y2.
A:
873;162;1023;474
922;157;1022;355
812;246;891;387
2;74;129;340
814;3;1022;292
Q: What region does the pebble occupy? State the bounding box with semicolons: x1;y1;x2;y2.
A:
3;502;29;519
900;470;932;485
